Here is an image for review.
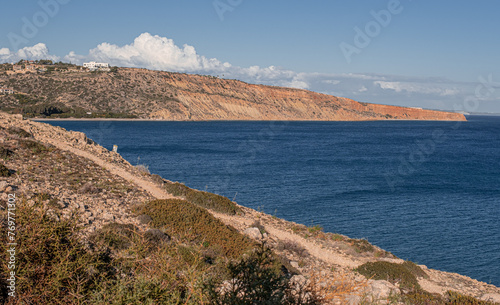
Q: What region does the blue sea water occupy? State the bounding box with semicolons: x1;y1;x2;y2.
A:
42;116;500;286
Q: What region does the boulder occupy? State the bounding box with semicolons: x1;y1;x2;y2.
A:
0;181;8;192
368;280;399;302
145;229;170;243
481;293;500;303
244;227;262;240
137;214;153;224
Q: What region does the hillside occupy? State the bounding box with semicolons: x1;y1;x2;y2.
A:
0;67;466;121
1;112;498;304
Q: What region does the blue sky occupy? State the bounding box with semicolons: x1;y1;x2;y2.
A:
1;0;499;112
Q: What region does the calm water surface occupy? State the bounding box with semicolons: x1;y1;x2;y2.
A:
43;116;500;286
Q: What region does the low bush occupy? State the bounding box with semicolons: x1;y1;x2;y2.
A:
135;164;150;175
79;182;101;194
7;127;31;138
402;261;428;279
0;146;14;159
204;244;321;305
0;163;11;177
446;290;498;305
276;240;309;257
19;139;49;154
348;238;375;253
150;174;164;185
0;202;113;304
307;224;323;234
355;261;421;291
164;181;241;215
403;290;444;305
90;223;139;251
135;199;253;258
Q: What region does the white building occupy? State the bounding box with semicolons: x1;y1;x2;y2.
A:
83;62;110;71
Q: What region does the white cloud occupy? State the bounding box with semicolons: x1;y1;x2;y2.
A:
374;81;460;96
0;43;59;63
65;33;228;73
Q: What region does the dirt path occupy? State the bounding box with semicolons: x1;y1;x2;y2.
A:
211;210;361;269
36;134;174;200
35;130;361;270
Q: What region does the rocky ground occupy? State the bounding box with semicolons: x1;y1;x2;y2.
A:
0;111;498;304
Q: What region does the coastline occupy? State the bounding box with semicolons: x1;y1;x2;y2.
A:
1;111;498;303
31;117;468;122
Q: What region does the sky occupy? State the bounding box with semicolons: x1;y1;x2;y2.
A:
1;0;499;113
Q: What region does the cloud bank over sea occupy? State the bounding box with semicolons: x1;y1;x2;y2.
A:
1;32;499;112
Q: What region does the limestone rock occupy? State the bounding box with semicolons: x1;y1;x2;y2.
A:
144;229;170;243
244;227;262;240
367;280;399;303
481;293;500;303
0;181;8;192
137;214;153;224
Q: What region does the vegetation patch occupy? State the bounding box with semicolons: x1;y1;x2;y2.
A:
19;139;50;154
204;245;321;305
0;203;112;304
446;290;499;305
90;223;139;251
0;163;11;177
355;261;421;291
402;261;428;279
135;199;253;257
276;240;309;257
348;238;375;253
7;126;31;138
0;146;14;159
164;181;241;215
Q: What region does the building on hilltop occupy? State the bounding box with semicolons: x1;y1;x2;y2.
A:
83;62;110;71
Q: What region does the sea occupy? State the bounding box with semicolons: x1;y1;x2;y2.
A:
42;115;500;287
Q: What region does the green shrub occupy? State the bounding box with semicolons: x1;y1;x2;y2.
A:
0;163;11;177
402;261;428;279
19;139;49;154
446;290;498;305
0;146;14;159
348;238;375;253
164;181;241;215
7;127;32;138
307;224;323;234
136;199;253;258
355;261;421;291
0;202;112;304
403;290;444;305
90;223;139;251
204;245;320;305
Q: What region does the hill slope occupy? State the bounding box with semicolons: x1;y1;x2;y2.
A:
0;67;465;121
1;112;498;304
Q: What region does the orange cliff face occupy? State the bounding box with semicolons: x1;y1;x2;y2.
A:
144;70;466;121
0;67;466;121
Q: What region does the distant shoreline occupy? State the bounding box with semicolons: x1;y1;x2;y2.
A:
31;117;472;122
